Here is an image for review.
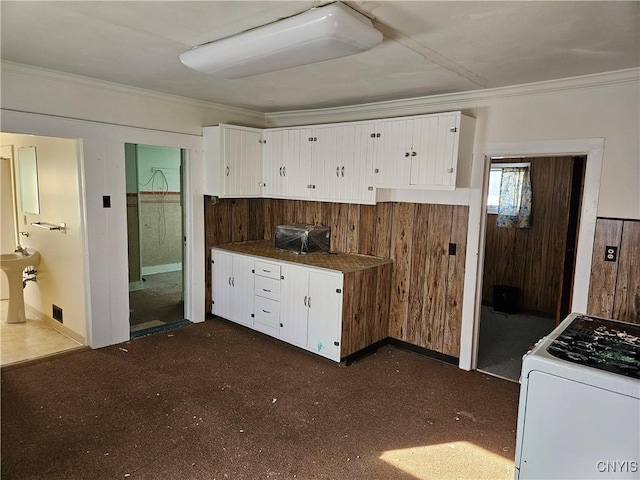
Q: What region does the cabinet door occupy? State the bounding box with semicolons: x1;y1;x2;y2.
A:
263;129;312;198
347;123;375;203
223;127;262;196
409;114;458;188
211;250;233;318
432;113;459;188
230;254;255;327
409;115;439;186
211;250;254;327
263;129;286;197
285;128;313;199
373;118;413;186
310;124;346;201
307;272;343;361
280;265;309;347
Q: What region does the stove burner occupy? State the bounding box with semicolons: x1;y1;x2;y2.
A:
546;315;640;379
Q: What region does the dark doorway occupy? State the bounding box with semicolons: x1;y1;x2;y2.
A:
125;143;186;335
477;155;586;381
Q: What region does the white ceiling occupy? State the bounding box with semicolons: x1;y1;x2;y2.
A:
1;1;638;113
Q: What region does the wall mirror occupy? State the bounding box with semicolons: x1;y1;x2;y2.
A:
18;146;40;214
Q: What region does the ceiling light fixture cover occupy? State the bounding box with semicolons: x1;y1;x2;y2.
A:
179;2;383;79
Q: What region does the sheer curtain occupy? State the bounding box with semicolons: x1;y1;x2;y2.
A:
496;166;532;228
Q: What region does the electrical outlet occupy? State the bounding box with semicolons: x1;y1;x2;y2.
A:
52;305;63;323
448;243;457;256
604;246;618;262
102;195;111;208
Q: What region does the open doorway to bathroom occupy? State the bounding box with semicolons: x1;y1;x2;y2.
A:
477;155;586;381
1;134;85;366
125;144;186;336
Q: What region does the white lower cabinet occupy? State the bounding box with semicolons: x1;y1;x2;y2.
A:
280;264;343;360
306;270;343;361
211;250;254;327
213;249;344;362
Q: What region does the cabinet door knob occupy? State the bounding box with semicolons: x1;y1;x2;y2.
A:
404;152;410;157
336;166;340;177
411;151;417;157
279;167;283;176
341;166;344;177
303;295;307;307
308;296;311;308
226;166;230;176
282;166;286;176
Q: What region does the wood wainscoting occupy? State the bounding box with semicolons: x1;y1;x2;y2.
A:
588;218;640;324
205;198;468;358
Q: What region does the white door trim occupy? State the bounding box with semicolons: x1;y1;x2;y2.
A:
459;138;604;371
0;109;205;349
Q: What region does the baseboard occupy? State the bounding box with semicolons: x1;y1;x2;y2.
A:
25;305;85;345
141;263;182;276
387;338;459;366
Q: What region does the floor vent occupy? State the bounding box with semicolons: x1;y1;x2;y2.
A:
52;305;63;323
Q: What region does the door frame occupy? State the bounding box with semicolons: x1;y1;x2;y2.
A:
460;138;604;371
0;109;205;349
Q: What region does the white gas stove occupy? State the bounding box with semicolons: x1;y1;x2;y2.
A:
514;312;640;480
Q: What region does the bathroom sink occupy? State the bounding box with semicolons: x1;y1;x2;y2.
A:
1;249;40;323
1;249;40;272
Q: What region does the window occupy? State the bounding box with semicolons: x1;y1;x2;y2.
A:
487;162;530;214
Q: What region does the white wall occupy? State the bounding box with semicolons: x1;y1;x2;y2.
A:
267;69;640;221
0;133;86;340
1;62;265;349
1;154;17;298
1;61;638;366
1;61;265;134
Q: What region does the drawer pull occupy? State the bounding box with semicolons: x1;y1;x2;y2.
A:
262;309;271;314
262;288;271;293
262;269;271;273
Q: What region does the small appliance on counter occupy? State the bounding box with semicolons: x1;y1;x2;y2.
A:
514;312;640;480
275;224;330;254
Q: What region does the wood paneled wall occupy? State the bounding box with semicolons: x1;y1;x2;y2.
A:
204;197;468;358
482;157;575;316
588;218;640;324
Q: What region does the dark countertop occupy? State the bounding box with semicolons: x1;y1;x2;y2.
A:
213;240;392;273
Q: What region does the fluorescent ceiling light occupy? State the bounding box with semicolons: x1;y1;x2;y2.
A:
179;2;383;79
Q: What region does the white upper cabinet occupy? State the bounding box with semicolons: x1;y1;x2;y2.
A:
310;123;375;204
263;127;312;199
203;111;475;202
373;112;475;190
203;125;263;197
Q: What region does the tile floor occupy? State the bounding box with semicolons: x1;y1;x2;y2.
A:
0;300;83;367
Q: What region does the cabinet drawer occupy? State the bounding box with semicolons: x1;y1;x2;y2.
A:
255;275;280;300
255;261;281;279
254;296;280;329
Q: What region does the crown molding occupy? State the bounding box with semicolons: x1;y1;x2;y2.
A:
0;60;265;124
265;68;640;127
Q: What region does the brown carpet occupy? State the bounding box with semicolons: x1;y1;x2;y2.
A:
1;318;520;480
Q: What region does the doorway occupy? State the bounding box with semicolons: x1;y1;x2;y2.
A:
125;143;186;335
477;155;586;381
